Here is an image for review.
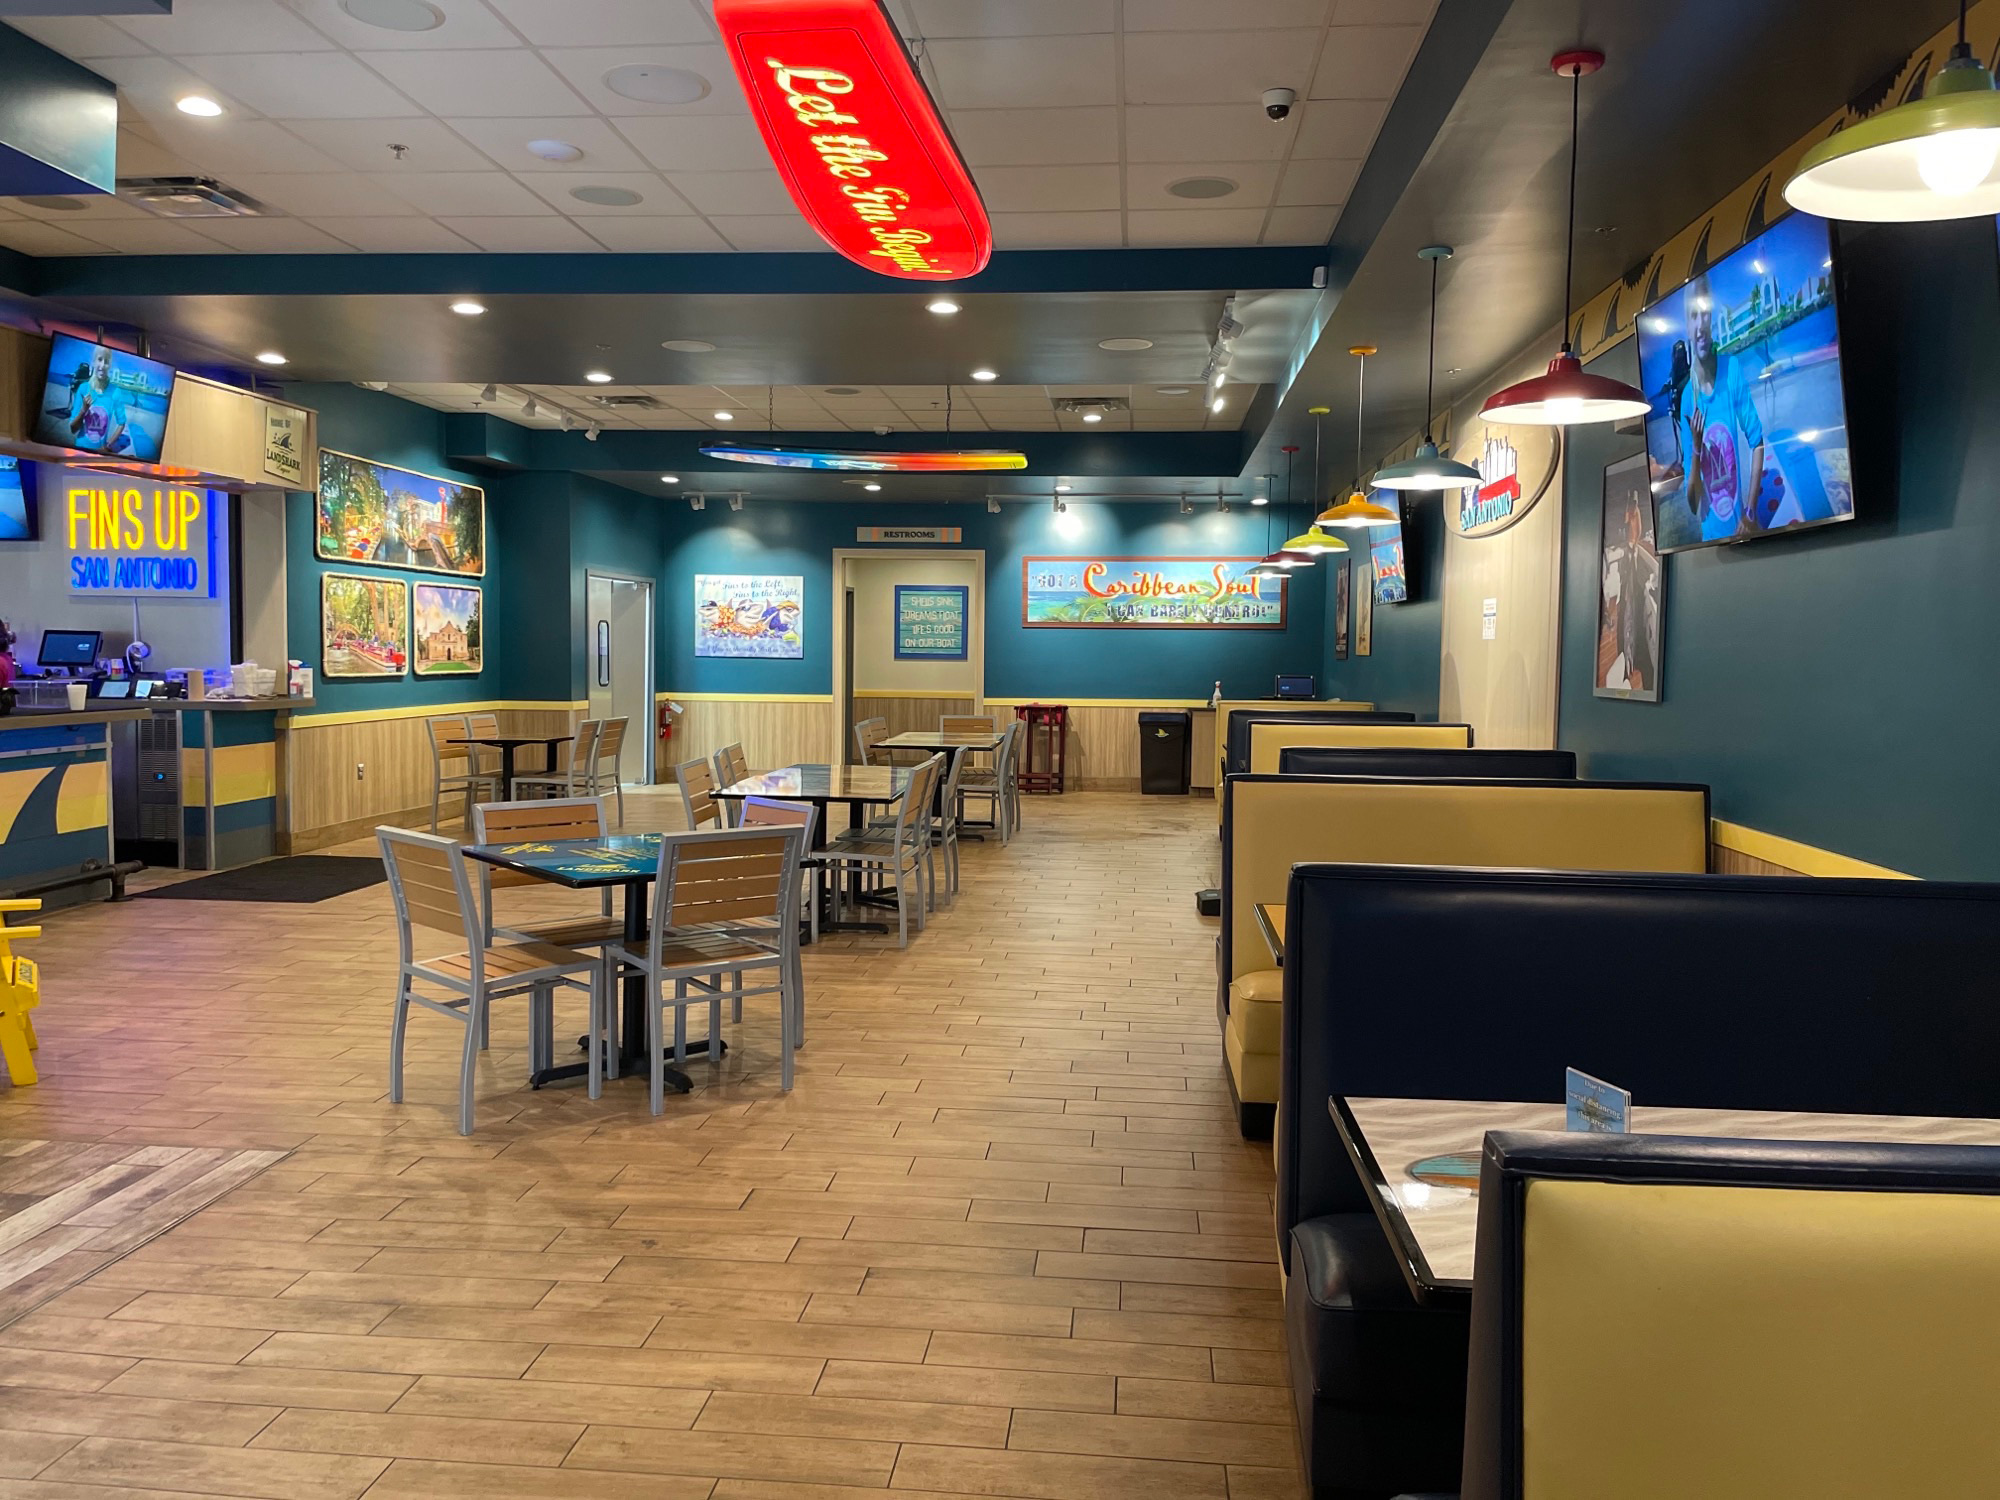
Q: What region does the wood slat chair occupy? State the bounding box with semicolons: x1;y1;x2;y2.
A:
854;716;892;766
821;754;941;946
676;757;725;831
604;825;807;1112
933;746;970;904
711;742;750;825
940;714;997;737
377;826;603;1135
426;714;498;832
959;717;1021;842
584;716;630;826
511;719;599;801
739;797;822;1024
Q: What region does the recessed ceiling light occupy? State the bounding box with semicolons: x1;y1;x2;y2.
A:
970;368;998;382
864;482;882;491
1167;176;1239;200
926;299;961;315
1099;337;1154;351
713;411;734;421
340;0;444;31
662;339;716;353
1055;484;1072;493
1156;386;1191;395
604;63;711;105
660;475;679;484
571;185;643;207
1211;397;1225;413
1081;411;1102;423
176;95;224;117
527;139;584;163
19;195;86;211
585;370;613;383
255;351;287;366
449;300;486;316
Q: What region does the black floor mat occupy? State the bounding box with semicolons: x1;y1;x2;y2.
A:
135;856;386;904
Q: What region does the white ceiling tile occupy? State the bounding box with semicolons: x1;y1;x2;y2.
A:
436;216;606;250
3;15;154;56
539;44;742;116
79;219;254;254
88;54;259;119
115;126;204;179
1126;0;1331;26
926;36;1118;109
231;171;420;216
707;215;827;251
516;172;688;215
1276;156;1360;205
948;108;1119;167
0;221;110;255
485;0;716;47
8;193;148;222
1291;97;1389;157
1332;0;1438;22
1123;105;1297;164
144;118;347;174
359;49;591;117
665;169;792;216
281;0;526;50
989;211;1125;249
973;164;1121;214
1263;204;1338;243
574;213;731;251
1125;162;1278;211
176;216;354;251
449;116;652;173
1308;25;1423;99
1125;208;1266;246
906;0;1114;37
372;170;549;215
1123;30;1318;105
279;117;494;172
115;0;336;53
613;115;772;173
305;216;480;251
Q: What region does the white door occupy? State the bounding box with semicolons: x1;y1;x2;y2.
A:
587;573;654;784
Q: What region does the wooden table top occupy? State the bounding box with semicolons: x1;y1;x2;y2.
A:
878;731;1005;750
712;764;913;802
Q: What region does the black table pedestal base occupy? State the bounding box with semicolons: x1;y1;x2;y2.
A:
529;1034;728;1093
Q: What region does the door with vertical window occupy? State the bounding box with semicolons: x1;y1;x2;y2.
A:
586;573;655;784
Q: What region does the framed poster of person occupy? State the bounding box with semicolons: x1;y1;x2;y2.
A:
1595;452;1663;702
1332;558;1351;660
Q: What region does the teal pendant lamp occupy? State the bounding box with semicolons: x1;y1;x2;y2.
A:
1787;0;2000;221
1373;247;1485;491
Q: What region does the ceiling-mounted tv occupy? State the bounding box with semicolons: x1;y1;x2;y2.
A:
1636;211;1854;554
0;458;36;541
31;334;176;465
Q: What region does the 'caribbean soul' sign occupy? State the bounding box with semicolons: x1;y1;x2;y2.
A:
65;483;216;597
1021;557;1284;629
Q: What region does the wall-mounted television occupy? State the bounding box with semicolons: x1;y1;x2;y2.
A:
0;457;35;541
1368;493;1409;604
31;334;176;465
1635;211;1854;554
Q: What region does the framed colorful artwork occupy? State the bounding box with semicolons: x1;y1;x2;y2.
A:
320;572;408;679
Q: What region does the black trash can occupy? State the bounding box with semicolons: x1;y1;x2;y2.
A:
1139;709;1192;794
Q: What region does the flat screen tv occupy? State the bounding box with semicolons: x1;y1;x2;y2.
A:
1368;496;1409;604
0;457;34;541
32;334;176;465
1635;211;1853;554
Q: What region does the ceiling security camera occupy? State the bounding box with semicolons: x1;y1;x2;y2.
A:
1262;87;1296;121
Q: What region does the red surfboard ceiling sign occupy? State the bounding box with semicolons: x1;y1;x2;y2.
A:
716;0;993;281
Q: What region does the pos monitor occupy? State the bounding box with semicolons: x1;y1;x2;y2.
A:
37;630;102;670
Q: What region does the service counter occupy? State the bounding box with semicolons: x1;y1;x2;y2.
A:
119;698;311;873
0;706;149;903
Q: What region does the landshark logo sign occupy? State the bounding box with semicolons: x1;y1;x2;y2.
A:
1449;421;1561;538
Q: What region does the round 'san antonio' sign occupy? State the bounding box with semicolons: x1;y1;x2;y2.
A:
1446;421;1563;538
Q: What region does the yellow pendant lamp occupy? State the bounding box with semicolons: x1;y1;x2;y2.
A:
1319;347;1401;528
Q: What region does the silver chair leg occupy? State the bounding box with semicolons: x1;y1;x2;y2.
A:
648;982;666;1116
389;983;410;1101
456;1001;480;1136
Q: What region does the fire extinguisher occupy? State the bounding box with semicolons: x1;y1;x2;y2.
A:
657;703;672;741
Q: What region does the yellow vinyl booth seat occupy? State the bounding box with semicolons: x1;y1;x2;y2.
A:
1219;777;1709;1130
1247;720;1471;775
1214;700;1373;809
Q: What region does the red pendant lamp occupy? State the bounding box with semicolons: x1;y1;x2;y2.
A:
1480;50;1649;426
1248;446;1315;576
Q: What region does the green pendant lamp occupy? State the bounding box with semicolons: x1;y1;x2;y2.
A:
1373;249;1487;489
1480;51;1650;426
1787;0;2000;220
1320;346;1402;527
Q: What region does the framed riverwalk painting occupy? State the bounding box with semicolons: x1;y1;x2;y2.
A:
321;572;408;679
413;583;482;678
316;449;486;578
695;574;804;659
1021;557;1284;628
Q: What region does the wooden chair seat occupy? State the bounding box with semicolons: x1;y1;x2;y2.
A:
497;913;626;949
617;929;778;970
420;940;596;985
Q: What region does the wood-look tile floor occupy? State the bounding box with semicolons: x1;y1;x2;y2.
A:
0;789;1299;1500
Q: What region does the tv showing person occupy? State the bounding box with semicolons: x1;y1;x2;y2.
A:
32;335;175;464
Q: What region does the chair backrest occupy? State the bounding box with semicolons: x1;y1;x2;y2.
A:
651;825;804;941
376;826;480;966
676;757;722;830
1462;1132;2000;1500
901;754;944;841
941;714;996;737
1247;720;1472;774
562;718;601;778
937;746;969;825
996;718;1022;781
714;741;749;788
596;716;628;762
740;795;818;852
855;717;890;765
1276;746;1577;781
465;712;500;740
470;797;607;892
428;714;473;766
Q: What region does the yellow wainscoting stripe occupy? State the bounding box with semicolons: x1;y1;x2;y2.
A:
289;700;587;728
659;692;836;703
1710;819;1914;880
983;697;1212;709
183;743;279;806
855;688;978;700
0;768;53;843
54;759;108;834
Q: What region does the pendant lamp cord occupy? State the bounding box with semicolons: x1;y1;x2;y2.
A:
1355;352;1367;491
1561;58;1580;356
1284;446;1295;539
1423;257;1439;442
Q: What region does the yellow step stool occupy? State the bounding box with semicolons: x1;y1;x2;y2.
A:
0;899;42;1087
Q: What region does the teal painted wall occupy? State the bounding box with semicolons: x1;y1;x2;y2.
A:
1317;497;1445;717
1557;216;2000;879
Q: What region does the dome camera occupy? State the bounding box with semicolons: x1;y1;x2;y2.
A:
1262;87;1296;122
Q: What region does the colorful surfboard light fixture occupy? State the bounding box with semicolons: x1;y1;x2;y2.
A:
1479;52;1650;427
1786;0;2000;220
716;0;993;280
698;445;1026;472
1372;249;1486;491
1319;346;1400;527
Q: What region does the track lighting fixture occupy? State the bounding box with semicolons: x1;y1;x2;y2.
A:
690;494;706;511
585;423;601;442
728;494;743;511
986;497;1001;513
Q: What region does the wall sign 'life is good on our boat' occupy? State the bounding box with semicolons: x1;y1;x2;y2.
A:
716;0;993;280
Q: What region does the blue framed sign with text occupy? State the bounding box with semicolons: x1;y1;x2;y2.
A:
895;584;969;660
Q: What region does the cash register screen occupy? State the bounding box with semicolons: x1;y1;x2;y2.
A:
96;680;131;698
37;629;102;669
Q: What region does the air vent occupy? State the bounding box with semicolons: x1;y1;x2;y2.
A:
119;177;268;218
593;394;663;409
1053;397;1130;417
